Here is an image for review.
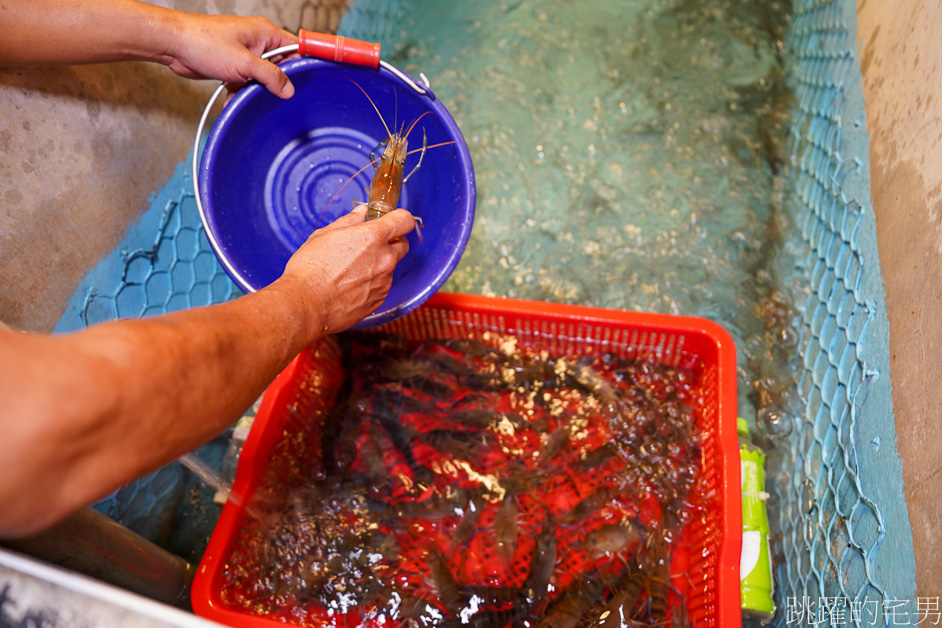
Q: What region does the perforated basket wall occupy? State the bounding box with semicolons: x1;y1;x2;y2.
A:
191;292;741;627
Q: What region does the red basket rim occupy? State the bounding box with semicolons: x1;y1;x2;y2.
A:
192;292;742;626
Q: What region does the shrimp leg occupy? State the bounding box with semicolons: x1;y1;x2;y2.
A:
403;128;427;184
370;138;389;165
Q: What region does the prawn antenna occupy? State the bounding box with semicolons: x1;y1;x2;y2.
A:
345;77;392;140
405;140;457;156
404;111;432;140
394;87;399;135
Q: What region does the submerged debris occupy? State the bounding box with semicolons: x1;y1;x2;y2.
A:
221;332;709;626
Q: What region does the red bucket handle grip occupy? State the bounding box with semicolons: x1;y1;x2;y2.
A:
298;30;381;68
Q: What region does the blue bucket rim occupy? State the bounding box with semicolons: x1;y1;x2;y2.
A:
193;56;476;330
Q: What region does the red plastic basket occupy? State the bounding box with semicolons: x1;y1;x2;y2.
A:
192;292;741;626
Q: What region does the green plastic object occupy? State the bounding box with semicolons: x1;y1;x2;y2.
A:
738;417;775;622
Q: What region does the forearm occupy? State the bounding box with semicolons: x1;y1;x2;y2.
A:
0;0;299;97
0;275;322;537
0;0;179;66
0;206;413;537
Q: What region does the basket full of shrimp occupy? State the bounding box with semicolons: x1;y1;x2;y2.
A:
194;32;475;330
192;292;742;627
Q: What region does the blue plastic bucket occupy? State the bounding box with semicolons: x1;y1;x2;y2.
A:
196;57;475;329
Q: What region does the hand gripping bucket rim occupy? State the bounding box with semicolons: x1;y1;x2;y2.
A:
192;34;476;329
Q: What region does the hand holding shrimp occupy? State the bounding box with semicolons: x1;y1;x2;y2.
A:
283;204;415;334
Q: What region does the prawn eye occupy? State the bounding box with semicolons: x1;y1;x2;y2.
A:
397;139;409;164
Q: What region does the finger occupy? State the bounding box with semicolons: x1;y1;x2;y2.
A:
223;81;246;105
388;235;410;263
245;18;299;54
264;24;299;50
371;208;417;241
268;50;301;65
246;55;295;99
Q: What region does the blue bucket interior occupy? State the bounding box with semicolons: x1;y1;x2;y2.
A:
198;58;475;329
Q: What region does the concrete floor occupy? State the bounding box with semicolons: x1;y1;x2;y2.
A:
0;0;348;333
858;0;942;597
0;0;938;601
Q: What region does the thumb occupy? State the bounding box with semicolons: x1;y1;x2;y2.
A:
368;208;417;241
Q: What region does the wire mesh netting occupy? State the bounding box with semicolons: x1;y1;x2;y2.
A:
79;194;238;324
52;0;916;623
335;0;404;49
764;0;915;624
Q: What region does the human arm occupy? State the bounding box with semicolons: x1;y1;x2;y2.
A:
0;207;415;538
0;0;297;98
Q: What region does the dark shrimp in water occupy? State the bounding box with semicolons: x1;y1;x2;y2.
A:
450;493;487;548
440;338;504;360
428;551;464;617
564;360;619;409
419;428;490;463
535;573;610;628
559;489;615;524
499;467;548;496
573;443;619;472
537;423;573;465
523;517;558;605
648;540;673;623
591;568;647;627
374;359;455;395
494;494;520;565
578;521;644;559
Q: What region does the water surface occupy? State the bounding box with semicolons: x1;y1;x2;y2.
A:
345;0;798;424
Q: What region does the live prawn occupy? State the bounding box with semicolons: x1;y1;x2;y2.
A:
319;79;455;233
